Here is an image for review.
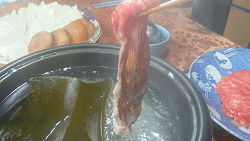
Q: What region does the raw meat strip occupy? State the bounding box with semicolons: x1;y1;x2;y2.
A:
111;0;160;134
215;69;250;127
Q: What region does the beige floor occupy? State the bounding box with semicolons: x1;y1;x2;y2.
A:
223;0;250;48
172;0;250;48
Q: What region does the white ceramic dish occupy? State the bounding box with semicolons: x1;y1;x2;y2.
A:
0;12;101;64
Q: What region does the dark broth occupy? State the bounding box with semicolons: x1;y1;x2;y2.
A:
0;66;183;141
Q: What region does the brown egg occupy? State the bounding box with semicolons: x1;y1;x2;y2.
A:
51;28;70;47
76;18;95;39
28;31;53;53
63;20;88;44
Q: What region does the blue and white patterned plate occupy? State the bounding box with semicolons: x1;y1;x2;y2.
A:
83;12;102;43
0;0;22;5
189;48;250;141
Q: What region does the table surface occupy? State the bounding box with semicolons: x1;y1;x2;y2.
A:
0;0;244;140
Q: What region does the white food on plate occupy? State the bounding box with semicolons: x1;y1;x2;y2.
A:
0;1;83;64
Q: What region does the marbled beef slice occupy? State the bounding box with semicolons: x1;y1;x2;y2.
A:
215;69;250;127
111;0;160;134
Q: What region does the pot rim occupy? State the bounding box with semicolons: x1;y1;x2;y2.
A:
0;43;212;140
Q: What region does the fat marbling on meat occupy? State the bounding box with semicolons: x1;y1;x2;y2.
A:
111;0;160;134
215;69;250;127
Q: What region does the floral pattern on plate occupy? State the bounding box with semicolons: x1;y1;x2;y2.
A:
189;48;250;141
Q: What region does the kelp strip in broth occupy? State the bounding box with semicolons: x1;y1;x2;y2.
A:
0;75;112;141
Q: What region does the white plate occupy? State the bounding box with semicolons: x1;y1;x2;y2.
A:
83;13;101;43
0;12;101;64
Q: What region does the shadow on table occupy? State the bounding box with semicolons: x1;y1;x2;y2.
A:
212;121;242;141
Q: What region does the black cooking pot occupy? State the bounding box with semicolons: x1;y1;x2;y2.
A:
0;44;212;140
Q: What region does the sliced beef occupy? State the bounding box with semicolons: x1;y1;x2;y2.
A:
215;69;250;127
111;0;160;134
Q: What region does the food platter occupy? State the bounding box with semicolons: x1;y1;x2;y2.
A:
189;48;250;140
83;12;101;43
0;6;101;64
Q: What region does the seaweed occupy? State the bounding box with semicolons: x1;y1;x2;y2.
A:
0;75;112;141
